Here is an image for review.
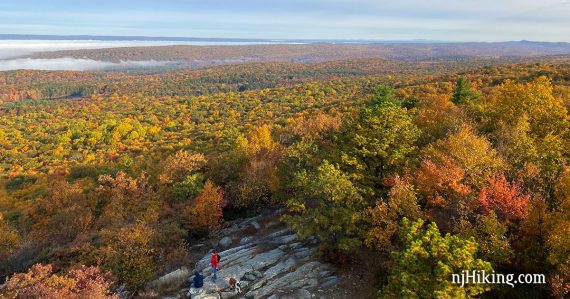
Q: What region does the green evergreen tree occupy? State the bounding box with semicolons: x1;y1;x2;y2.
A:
381;218;493;299
340;100;419;194
284;161;364;250
452;77;479;105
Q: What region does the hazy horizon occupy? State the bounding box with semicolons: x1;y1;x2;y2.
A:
2;33;569;44
1;1;569;42
0;39;301;59
0;39;301;71
2;38;570;71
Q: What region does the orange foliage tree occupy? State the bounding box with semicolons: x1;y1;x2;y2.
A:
233;125;282;208
478;174;530;222
0;264;118;299
182;180;227;231
365;177;422;252
416;155;471;207
159;151;207;185
416;125;504;208
24;181;92;247
92;172;160;228
98;224;156;290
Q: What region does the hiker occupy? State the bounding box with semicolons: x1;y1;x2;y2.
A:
210;249;220;281
192;271;204;288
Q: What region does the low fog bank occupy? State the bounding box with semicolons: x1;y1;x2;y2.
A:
0;58;180;71
0;40;290;59
0;40;189;59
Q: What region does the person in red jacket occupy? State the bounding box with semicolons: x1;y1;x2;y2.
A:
210;249;220;281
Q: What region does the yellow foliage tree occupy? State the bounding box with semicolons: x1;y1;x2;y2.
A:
182;180;227;231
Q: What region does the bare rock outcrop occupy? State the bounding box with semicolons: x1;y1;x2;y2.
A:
176;212;338;299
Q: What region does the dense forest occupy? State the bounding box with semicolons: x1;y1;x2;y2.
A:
0;57;518;101
1;54;569;298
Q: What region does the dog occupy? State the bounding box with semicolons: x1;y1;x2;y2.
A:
229;277;242;293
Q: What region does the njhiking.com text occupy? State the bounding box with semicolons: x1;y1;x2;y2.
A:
452;270;546;288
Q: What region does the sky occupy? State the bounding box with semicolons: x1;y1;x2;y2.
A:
0;0;569;42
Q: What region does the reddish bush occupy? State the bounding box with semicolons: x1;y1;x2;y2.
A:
478;174;530;221
0;264;118;299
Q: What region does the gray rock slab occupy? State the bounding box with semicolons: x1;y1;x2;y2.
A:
219;236;233;247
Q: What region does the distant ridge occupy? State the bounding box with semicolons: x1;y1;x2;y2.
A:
7;34;568;45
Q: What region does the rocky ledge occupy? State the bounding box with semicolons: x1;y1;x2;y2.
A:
157;212;339;299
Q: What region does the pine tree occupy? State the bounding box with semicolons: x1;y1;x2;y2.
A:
381;218;493;299
451;77;479;105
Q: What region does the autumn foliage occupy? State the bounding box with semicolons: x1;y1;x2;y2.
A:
182;180;227;230
478;174;530;221
1;55;569;298
0;264;117;299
